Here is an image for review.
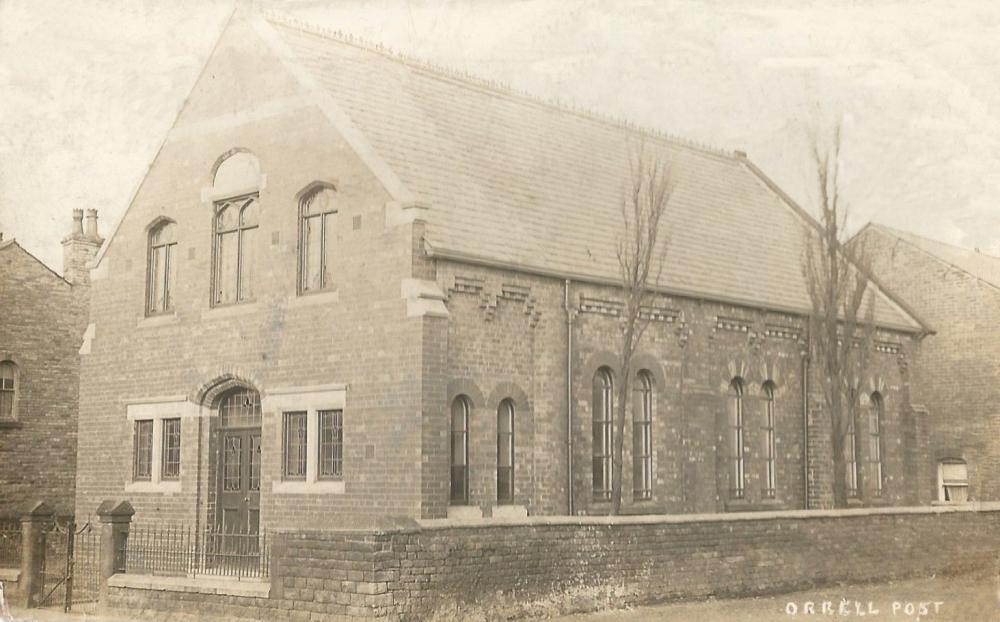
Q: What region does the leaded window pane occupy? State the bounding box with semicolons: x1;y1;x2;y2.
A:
133;420;153;481
450;398;469;504
215;230;238;304
213;195;258;305
729;379;745;498
303;214;323;291
592;369;613;501
869;393;884;496
762;383;776;498
219;390;261;428
161;418;181;480
283;412;307;480
239;225;255;300
322;211;336;289
249;434;261;491
497;400;514;504
223;435;242;490
319;409;343;479
633;372;653;500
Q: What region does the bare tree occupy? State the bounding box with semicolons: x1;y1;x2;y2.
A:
802;123;876;508
610;147;673;515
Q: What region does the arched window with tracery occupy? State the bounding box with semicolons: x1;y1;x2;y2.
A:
147;220;177;314
728;378;745;499
869;392;885;497
592;368;614;501
450;396;470;505
497;399;514;504
210;151;261;306
632;371;653;500
299;184;338;293
762;382;777;499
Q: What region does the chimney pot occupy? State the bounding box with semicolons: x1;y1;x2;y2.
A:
72;209;84;237
85;209;99;240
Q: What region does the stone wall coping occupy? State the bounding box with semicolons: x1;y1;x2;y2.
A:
108;573;270;598
0;568;20;582
414;502;1000;531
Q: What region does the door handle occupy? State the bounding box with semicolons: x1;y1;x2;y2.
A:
243;496;249;503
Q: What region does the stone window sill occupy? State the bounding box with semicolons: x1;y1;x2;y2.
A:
271;479;345;495
0;568;20;582
201;302;259;321
286;289;340;308
125;481;182;494
108;573;270;598
137;312;179;329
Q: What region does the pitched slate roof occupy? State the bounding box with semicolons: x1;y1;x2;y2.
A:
863;223;1000;292
264;17;924;332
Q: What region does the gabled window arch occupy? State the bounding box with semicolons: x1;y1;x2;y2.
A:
633;371;653;501
497;399;514;504
728;378;746;499
868;392;885;497
0;361;17;421
298;183;338;293
592;368;614;501
761;381;776;499
146;220;177;314
450;396;470;505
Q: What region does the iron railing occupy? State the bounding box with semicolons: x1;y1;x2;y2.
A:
121;524;269;580
0;519;20;568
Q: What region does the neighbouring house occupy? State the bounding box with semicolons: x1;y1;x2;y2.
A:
855;223;1000;503
72;10;938;544
0;210;101;519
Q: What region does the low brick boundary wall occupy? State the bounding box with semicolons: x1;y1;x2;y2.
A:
103;504;1000;620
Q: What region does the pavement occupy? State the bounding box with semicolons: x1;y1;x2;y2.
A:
1;573;998;621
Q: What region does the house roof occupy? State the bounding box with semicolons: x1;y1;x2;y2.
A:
263;16;923;332
0;237;70;286
861;223;1000;292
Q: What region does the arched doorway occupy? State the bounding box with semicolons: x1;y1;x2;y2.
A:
216;387;262;534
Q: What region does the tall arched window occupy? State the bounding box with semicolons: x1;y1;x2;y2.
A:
728;378;745;499
761;382;776;499
0;361;17;421
497;399;514;504
633;371;653;501
592;368;614;501
299;184;338;293
868;392;884;497
147;220;177;314
845;404;859;498
450;396;470;505
213;195;258;305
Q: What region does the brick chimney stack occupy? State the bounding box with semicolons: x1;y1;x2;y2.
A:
62;208;103;285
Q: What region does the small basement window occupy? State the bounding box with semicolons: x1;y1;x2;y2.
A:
938;459;969;503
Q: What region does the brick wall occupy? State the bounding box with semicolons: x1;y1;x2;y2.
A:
859;227;1000;502
433;260;924;518
0;242;86;516
102;505;1000;620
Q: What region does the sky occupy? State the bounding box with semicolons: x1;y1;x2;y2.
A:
2;0;1000;272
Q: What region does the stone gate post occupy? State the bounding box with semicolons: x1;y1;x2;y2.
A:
17;501;54;607
96;500;134;600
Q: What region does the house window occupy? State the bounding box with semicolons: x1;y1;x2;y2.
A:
299;184;338;293
497;399;514;504
133;420;154;481
846;409;859;498
450;397;470;505
762;382;776;499
593;368;614;501
161;418;181;480
282;411;308;480
633;371;653;501
212;194;258;305
318;409;343;479
728;378;745;499
938;459;969;503
147;221;177;314
869;392;884;497
0;361;16;420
